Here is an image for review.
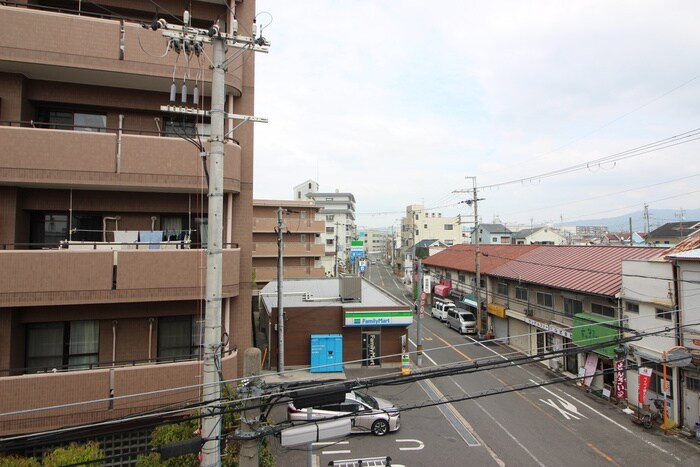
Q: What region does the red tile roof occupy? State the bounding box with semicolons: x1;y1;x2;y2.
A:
424;244;667;297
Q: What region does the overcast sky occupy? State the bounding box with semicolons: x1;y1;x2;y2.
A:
252;1;700;230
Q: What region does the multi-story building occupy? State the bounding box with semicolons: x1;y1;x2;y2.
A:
399;204;461;280
0;0;258;448
293;180;356;275
252;199;326;292
358;228;389;258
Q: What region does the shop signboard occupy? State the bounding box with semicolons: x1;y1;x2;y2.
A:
572;313;618;357
638;367;653;405
345;310;412;326
615;359;627;400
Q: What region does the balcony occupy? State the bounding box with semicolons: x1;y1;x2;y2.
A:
253;265;326;283
252;242;325;257
0;5;242;95
0;350;238;437
252;217;325;233
0;248;240;307
0;126;241;193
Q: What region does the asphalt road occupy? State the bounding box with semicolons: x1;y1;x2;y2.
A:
271;261;700;466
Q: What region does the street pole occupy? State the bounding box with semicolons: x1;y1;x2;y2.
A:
200;35;225;467
473;181;485;338
153;13;269;466
239;348;262;467
416;260;423;367
277;207;285;373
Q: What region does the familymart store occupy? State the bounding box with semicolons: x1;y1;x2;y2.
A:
344;309;413;367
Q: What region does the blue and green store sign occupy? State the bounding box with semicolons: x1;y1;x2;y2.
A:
344;310;413;327
572;312;618;357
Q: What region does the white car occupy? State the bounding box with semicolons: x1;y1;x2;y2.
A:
287;390;400;436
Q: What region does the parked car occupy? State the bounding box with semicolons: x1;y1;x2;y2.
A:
431;298;456;322
446;308;477;335
287;390;400;436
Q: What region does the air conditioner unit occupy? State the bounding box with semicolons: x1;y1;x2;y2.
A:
525;308;534;317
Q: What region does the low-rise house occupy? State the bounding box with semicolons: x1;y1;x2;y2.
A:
512;226;567;245
647;221;700;246
474;223;512;244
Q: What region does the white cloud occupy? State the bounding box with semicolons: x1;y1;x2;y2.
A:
253;0;700;228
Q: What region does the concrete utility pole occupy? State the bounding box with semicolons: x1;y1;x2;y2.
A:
456;177;486;338
154;12;269;466
239;348;262;467
276;207;286;373
416;260;424;366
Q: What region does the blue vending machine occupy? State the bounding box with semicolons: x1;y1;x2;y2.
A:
310;334;343;373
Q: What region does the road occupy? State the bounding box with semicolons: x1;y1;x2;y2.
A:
273;261;700;466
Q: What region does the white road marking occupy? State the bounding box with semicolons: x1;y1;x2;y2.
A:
396;439;424;451
322;450;351;455
530;379;682;462
313;441;349;446
408;338;437;366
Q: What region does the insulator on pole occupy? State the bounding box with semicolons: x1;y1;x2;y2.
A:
181;82;188;104
193;83;199;105
169;81;177;102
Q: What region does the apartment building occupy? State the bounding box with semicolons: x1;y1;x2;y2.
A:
0;0;259;444
252;199;326;292
358;228;389;258
293;180;356;275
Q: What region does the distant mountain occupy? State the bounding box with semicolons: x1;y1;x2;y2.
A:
566;209;700;232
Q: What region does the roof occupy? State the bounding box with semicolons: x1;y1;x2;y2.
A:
648;221;700;238
479;223;511;234
260;278;406;311
664;231;700;258
415;239;446;248
424;244;667;297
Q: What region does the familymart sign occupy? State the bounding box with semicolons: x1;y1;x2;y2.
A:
344;310;412;327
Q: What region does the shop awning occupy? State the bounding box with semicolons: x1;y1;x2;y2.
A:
434;284;451;297
487;303;507;319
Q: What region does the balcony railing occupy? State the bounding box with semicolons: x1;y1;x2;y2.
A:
0;4;242;93
0;349;238;437
253;265;326;283
252;242;324;257
0;124;242;192
0;247;240;307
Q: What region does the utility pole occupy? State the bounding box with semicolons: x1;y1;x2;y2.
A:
239;348;262;467
335;221;340;276
277;207;285;373
456;177;486;338
416;260;424;366
153;11;269;466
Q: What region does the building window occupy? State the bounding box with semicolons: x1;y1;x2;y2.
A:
536;292;553;308
687;376;700;391
297;191;302;199
26;320;99;372
444;224;454;230
515;287;528;301
326;239;334;246
655;308;673;320
37;109;107;132
497;282;508;297
591;303;615;318
491;237;498;243
164;117;211;138
445;240;454;245
563;298;583;317
326;215;334;222
158;316;201;361
424;224;428;229
458;273;466;283
300;234;307;243
625;302;639;314
326;226;335;234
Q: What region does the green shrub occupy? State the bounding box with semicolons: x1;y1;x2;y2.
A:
0;455;40;467
42;441;103;467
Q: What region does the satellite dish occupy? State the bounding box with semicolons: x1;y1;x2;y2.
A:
664;347;692;368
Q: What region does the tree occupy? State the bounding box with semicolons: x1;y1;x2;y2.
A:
42;441;103;467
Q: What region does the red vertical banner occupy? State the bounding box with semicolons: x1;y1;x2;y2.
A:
614;359;627;400
638;367;653;405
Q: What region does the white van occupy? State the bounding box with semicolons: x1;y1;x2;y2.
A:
431;298;455;322
446;308;478;335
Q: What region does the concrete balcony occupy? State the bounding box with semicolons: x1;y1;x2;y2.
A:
0;126;241;192
253;265;326;283
0;350;237;437
252;242;325;257
0;248;240;307
252;217;325;233
0;5;242;95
